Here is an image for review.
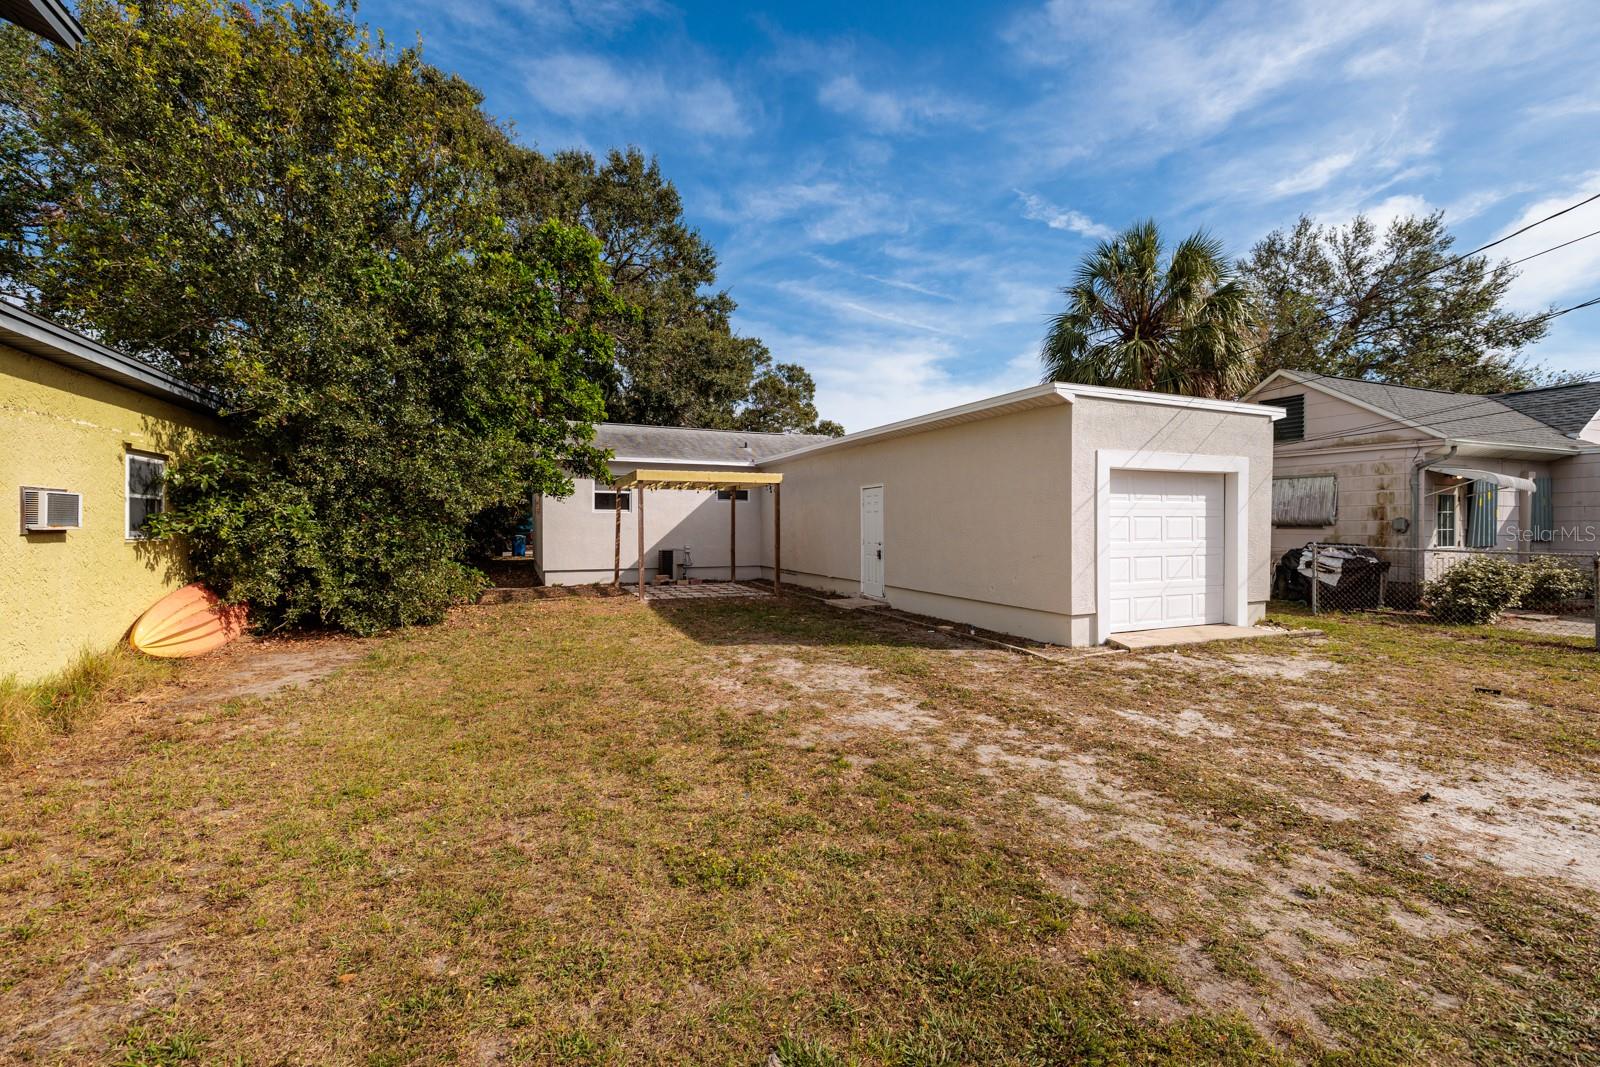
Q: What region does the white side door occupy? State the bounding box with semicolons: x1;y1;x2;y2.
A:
860;485;884;598
1105;469;1224;632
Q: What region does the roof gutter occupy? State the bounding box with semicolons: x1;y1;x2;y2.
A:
0;301;216;412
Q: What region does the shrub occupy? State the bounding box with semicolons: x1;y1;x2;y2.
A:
1422;556;1531;624
1519;555;1594;609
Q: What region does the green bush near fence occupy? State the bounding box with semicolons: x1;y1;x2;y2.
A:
1423;554;1594;624
1519;555;1595;609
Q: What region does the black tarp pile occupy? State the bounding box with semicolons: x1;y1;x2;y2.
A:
1273;543;1391;607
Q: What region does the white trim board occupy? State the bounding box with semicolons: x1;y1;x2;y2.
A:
768;382;1283;465
1094;450;1250;646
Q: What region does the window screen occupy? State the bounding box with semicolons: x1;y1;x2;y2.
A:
1263;394;1305;441
1271;475;1336;526
126;453;166;538
593;489;631;512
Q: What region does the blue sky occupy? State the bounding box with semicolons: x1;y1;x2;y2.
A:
359;0;1600;431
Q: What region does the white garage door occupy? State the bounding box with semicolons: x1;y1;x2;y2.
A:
1105;469;1225;633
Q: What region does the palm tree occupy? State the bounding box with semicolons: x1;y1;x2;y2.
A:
1040;220;1257;398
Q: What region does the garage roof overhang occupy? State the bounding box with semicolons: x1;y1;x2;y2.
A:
612;468;783;491
765;382;1284;464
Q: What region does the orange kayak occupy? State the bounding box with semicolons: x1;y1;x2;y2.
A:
130;584;248;659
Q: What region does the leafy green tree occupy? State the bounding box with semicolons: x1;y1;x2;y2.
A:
1041;220;1257;398
1240;213;1549;392
499;146;840;434
0;1;618;632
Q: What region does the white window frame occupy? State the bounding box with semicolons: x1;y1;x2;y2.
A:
592;487;632;513
125;450;167;540
1435;488;1457;548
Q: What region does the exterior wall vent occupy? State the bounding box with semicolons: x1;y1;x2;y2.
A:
20;487;82;532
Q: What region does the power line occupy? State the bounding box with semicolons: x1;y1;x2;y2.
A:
1233;189;1600;365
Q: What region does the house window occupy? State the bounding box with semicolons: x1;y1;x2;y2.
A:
593;488;631;512
1435;490;1456;547
1264;394;1305;442
126;452;166;539
1271;474;1336;526
716;489;749;501
1466;479;1499;548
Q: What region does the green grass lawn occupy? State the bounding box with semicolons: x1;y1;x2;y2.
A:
1;597;1597;1065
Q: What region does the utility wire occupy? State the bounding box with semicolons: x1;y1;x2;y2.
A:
1230;189;1600;366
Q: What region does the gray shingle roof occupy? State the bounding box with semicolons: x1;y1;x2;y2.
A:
1493;380;1600;437
1305;375;1581;450
593;423;834;464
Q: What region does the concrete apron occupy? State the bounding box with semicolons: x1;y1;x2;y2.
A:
1107;624;1290;651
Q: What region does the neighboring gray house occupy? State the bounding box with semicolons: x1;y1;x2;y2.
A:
1243;371;1600;589
535;383;1285;646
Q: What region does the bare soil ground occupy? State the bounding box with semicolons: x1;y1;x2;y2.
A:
1;599;1596;1064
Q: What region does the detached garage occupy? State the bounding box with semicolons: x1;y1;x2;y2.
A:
761;383;1281;646
537;381;1282;647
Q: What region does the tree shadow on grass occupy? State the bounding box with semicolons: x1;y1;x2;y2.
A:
646;592;975;653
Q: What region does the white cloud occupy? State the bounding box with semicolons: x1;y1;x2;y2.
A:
522;52;751;138
1269;151;1359;197
816;74;979;133
750;332;1036;431
1494;174;1600;313
707;180;907;245
1016;191;1114;240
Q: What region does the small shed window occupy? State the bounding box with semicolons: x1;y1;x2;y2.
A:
1263;394;1305;441
593;488;631;512
125;452;166;539
1465;479;1499;548
1271;474;1336;527
715;489;749;501
1531;474;1554;542
1435;490;1457;547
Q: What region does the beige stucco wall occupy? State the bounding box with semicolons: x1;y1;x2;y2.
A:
761;404;1078;643
1;344;216;683
1066;395;1276;640
537;462;770;584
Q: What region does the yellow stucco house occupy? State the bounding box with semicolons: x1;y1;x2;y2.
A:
2;302;220;683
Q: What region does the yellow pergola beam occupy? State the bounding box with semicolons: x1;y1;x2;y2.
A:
613;468;783;491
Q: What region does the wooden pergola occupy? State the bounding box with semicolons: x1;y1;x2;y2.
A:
609;469;785;599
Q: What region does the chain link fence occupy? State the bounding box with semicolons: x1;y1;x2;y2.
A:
1274;543;1600;646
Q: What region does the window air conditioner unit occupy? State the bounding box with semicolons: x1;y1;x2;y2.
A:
20;487;82;532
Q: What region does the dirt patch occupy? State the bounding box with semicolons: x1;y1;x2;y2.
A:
1110;649;1340;681
1313;752;1600;893
1114;707;1237;738
4;922;200;1057
176;643;364;704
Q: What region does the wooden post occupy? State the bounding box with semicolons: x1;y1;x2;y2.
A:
773;482;782;593
612;487;621;587
637;486;646;600
729;486;737;582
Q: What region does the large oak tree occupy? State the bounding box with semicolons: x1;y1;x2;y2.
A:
1240;212;1551;392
